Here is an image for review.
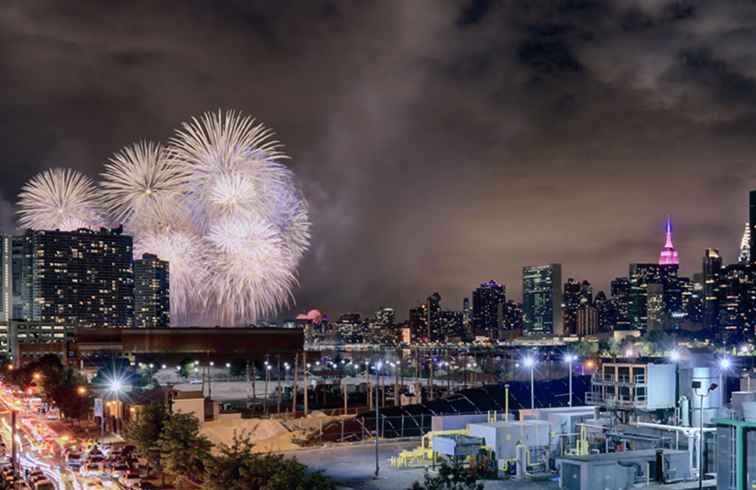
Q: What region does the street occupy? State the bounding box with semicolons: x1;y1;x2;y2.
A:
0;385;96;490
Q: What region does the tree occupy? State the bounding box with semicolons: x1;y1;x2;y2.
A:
203;432;334;490
124;402;168;475
158;412;212;485
409;462;484;490
45;368;90;420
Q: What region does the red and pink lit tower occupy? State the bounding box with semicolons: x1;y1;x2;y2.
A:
658;216;679;266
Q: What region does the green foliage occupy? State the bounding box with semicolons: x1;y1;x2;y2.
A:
3;355;89;420
203;432;334;490
178;358;194;379
124;402;168;474
157;411;212;484
45;367;90;419
410;461;484;490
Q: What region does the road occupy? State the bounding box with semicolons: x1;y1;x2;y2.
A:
0;386;87;490
294;440;559;490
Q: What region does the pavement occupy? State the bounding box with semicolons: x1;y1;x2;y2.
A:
293;440;559;490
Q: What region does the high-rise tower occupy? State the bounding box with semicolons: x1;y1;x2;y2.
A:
739;222;750;264
658;216;679;266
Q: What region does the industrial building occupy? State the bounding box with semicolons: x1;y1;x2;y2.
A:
386;352;754;490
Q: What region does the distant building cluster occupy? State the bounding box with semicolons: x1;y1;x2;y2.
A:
300;191;756;347
0;227;170;360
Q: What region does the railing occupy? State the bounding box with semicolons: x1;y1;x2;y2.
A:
591;373;647;386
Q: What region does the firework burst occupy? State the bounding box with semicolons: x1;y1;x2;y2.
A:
100;141;189;227
18;110;310;326
17;168;102;231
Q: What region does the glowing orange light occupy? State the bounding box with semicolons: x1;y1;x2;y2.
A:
76;386;87;396
585;360;596;369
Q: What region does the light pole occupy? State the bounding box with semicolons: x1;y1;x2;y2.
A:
670;349;680;420
692;380;718;490
564;354;577;407
374;360;383;478
524;355;536;409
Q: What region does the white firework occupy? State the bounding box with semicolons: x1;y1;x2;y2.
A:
203;215;297;324
18;168;102;231
100;141;189;228
167;110;310;324
134;231;208;324
21;110;310;326
169;110;290;231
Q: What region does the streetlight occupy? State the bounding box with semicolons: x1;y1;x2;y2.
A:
669;350;681;362
692;381;718;490
670;349;681;416
523;356;536;409
719;357;732;370
564;354;577;407
76;386;87;396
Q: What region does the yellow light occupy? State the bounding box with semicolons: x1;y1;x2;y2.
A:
77;386;87;396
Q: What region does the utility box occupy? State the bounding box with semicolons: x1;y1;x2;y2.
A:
468;420;550;460
556;449;689;490
432;434;485;458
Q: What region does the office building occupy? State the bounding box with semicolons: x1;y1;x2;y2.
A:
575;300;598;337
472;280;505;339
739;222;750;264
0;236;33;322
134;253;170;328
703;248;723;330
502;300;523;331
522;264;562;336
628;263;661;330
375;307;395;329
610;277;631;330
750;190;756;267
646;283;664;330
562;278;580;336
2;228;133;329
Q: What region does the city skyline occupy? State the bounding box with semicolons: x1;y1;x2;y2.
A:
2;2;756;320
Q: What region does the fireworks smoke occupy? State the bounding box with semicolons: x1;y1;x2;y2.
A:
18;168;102;231
18;110;310;325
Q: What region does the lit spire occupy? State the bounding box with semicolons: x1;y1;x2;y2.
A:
658;216;679;266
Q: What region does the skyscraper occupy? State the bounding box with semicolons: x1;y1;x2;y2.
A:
628;263;661;330
0;236;33;322
610;277;631;329
703;248;722;330
25;228;134;328
739;222;750;265
750;190;756;267
562;278;581;336
522;264;562;336
134;253;170;328
375;307;395;327
472;280;505;339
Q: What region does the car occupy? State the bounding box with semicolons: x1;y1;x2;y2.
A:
111;464;129;479
118;472;141;489
66;452;83;469
33;479;53;490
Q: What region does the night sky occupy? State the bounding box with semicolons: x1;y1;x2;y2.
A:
2;1;756;320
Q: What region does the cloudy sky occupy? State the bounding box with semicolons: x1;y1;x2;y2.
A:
2;0;756;320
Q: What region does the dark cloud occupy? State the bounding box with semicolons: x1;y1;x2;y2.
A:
1;0;756;320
